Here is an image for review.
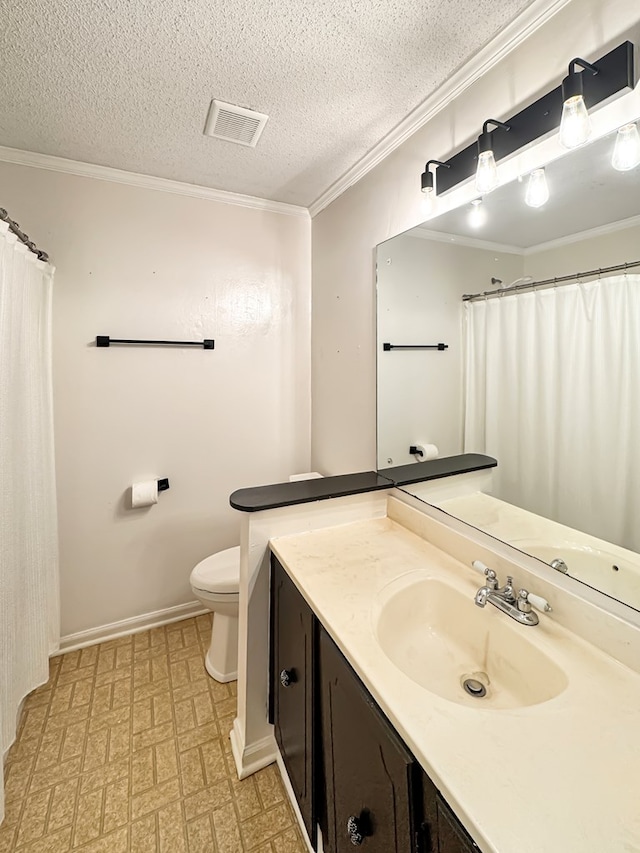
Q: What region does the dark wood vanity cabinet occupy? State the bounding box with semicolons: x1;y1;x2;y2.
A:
270;553;481;853
319;626;419;853
269;556;317;846
436;796;480;853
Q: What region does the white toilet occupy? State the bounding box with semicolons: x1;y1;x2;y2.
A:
190;473;323;683
190;546;241;682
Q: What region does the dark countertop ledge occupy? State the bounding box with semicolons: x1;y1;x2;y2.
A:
230;471;392;512
229;454;497;512
378;452;497;487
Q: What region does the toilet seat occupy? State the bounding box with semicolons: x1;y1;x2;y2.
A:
190;545;240;596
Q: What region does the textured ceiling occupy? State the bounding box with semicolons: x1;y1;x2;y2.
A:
1;0;536;207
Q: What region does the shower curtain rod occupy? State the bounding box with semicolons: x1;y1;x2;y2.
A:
0;207;50;262
462;259;640;302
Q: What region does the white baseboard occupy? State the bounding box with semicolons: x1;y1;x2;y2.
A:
275;751;323;853
230;717;278;780
55;601;209;655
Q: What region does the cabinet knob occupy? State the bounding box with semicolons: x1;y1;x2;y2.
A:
346;815;364;845
279;669;296;688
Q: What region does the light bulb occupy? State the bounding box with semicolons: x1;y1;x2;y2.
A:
525;169;549;208
559;95;591;149
468;199;486;228
421;187;435;215
475;150;499;193
612;123;640;171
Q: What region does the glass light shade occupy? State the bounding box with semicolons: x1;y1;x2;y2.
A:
559;95;591;149
525;169;549;208
475;150;499;193
468;199;486;228
421;186;435;214
612;123;640;171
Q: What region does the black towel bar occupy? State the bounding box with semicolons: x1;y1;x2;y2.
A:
383;342;448;351
97;336;214;349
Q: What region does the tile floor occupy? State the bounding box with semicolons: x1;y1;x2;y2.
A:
0;614;307;852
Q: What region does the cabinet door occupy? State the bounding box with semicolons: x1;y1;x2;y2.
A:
270;556;316;847
319;626;418;853
436;796;480;853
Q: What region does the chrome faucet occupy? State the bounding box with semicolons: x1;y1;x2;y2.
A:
472;562;552;626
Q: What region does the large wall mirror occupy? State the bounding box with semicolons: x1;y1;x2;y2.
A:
376;124;640;614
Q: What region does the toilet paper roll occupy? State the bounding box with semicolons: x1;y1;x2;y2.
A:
131;480;159;508
413;443;439;462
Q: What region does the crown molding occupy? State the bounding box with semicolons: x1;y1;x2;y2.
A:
0;145;310;219
412;213;640;257
308;0;571;218
523;212;640;255
412;225;523;255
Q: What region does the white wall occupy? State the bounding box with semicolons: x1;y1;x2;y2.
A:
311;0;640;474
0;162;311;638
376;233;522;467
524;220;640;279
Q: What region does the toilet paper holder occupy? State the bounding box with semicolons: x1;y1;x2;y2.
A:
130;478;170;510
409;445;438;461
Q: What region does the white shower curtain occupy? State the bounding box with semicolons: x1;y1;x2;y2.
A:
464;275;640;553
0;222;59;824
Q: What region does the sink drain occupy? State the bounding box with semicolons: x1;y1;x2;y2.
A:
462;677;487;698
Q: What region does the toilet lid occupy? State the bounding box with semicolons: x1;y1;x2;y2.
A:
191;545;240;594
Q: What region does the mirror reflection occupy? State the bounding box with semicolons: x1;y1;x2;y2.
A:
376;128;640;612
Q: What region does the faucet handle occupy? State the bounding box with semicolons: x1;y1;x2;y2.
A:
517;589;532;613
528;592;552;613
485;569;498;589
518;589;552;614
471;560;498;589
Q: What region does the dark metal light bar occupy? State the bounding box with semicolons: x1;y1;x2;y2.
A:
435;41;634;195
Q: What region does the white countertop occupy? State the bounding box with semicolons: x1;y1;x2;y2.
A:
270;508;640;853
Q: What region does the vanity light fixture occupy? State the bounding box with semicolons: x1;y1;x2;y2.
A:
559;58;599;149
476;120;510;193
422;42;634;197
420;160;451;211
468;198;486;228
421;160;451;195
611;123;640;171
524;168;549;208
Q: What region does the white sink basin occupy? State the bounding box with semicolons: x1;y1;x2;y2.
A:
375;574;568;710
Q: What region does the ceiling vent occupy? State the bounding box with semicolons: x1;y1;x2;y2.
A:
203;99;269;148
